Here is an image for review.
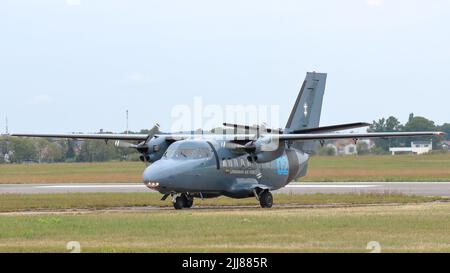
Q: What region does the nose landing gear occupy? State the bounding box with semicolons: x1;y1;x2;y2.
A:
172;193;194;210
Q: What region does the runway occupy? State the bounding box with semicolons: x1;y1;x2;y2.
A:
1;182;450;197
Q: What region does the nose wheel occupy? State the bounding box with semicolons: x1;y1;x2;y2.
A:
173;193;194;209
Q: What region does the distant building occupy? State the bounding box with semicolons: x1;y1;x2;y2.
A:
324;143;338;155
4;153;10;163
343;143;357;155
326;139;372;155
389;140;433;155
441;140;450;151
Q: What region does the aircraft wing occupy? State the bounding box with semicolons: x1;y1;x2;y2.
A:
11;133;148;141
278;131;445;141
10;132;255;142
10;133;258;143
11;131;445;143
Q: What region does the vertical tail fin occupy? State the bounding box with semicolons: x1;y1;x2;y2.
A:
285;72;327;153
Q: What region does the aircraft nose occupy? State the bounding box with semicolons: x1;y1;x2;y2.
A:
143;162;169;190
142;159;204;190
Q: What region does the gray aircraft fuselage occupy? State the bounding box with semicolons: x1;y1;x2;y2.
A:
143;139;309;198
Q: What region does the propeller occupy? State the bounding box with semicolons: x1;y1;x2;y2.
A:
135;123;160;153
222;142;247;153
226;140;262;180
114;123;161;167
245;141;263;180
138;123;161;167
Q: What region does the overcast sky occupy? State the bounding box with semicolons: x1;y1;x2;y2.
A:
1;0;449;133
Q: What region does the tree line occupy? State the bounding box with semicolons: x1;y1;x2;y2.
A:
0;132;143;164
368;113;449;153
318;113;449;156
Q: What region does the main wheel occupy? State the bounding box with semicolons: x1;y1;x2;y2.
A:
259;191;273;208
181;193;194;208
173;196;184;210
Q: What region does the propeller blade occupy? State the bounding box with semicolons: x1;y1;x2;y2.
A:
143;154;150;167
222;141;256;154
145;123;160;143
222;141;262;180
222;142;245;150
136;123;161;153
253;155;263;180
114;140;137;148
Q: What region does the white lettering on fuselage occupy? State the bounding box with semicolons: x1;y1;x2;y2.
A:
222;156;289;177
222;158;271;172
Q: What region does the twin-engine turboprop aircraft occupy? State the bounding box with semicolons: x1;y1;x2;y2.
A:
12;72;444;209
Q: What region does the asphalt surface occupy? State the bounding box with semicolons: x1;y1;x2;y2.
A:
1;182;450;197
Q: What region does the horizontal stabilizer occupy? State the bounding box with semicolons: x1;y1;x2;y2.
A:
222;123;282;134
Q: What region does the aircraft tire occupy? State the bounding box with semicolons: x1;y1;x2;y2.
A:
181;193;194;208
173;196;184;210
259;191;273;208
184;199;193;208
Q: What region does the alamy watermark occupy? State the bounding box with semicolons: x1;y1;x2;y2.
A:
170;96;282;150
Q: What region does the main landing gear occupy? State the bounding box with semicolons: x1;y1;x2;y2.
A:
172;193;194;210
257;190;273;208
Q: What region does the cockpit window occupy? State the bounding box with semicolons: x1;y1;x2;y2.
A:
164;147;212;160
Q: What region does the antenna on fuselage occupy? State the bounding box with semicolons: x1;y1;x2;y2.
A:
126;110;129;134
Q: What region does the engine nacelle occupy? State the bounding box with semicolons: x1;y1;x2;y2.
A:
250;135;285;163
138;136;170;163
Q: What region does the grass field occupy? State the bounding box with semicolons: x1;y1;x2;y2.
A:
0;192;443;212
1;202;450;252
0;161;141;184
306;153;450;182
0;154;449;183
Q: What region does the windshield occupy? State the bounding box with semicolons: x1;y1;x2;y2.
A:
164;146;212;160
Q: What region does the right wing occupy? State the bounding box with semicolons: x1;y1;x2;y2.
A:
11;133;148;141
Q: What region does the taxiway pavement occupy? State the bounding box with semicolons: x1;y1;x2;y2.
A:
1;182;450;197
